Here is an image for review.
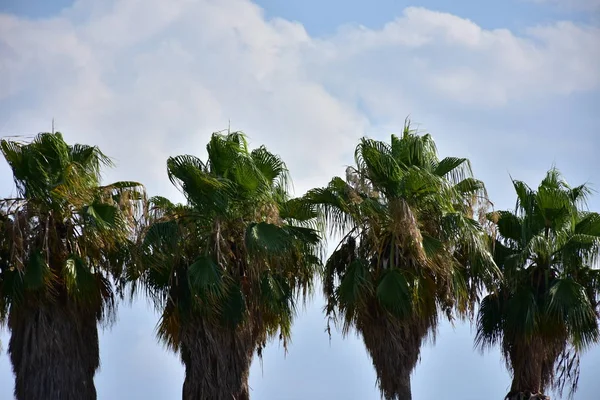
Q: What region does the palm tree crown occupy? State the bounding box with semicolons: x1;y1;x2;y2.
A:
476;168;600;399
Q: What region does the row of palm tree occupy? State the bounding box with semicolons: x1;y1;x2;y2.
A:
0;125;598;400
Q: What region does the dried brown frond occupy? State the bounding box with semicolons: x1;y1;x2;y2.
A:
504;334;566;399
179;312;266;400
357;301;433;400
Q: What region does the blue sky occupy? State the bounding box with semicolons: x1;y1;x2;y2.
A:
1;0;599;399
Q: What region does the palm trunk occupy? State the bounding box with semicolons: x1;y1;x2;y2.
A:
508;339;545;396
506;338;553;400
358;313;430;400
180;319;256;400
505;394;550;400
505;336;564;400
8;302;100;400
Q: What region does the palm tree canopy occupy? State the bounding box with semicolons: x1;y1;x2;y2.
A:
476;168;600;396
306;121;498;333
132;131;322;351
0;132;144;323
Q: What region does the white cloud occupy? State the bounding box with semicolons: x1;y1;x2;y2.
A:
1;1;599;198
530;0;600;11
314;8;600;107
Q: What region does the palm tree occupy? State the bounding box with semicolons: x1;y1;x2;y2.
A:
0;132;144;400
131;131;322;400
476;168;600;400
305;121;498;400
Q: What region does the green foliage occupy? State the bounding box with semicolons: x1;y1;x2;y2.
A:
23;252;53;292
133;130;322;352
308;122;498;400
63;256;98;301
5;126;598;399
246;222;293;255
338;259;372;316
376;269;412;319
187;255;224;301
0;132;145;326
476;168;600;397
220;283;247;328
307;120;497;336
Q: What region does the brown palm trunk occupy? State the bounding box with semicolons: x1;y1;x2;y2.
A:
8;302;100;400
180;319;256;400
506;337;553;400
508;339;544;396
358;313;430;400
505;336;564;400
505;394;550;400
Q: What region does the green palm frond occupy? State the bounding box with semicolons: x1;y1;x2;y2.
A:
454;177;486;196
575;212;600;236
548;278;599;349
305;188;356;236
187;255;225;301
206;131;249;176
376;268;412;318
505;285;539;337
391;122;438;170
251;146;290;190
63;255;103;305
167;155;231;212
512;179;536;215
246;222;294;255
219;282;247;328
23;251;55;292
475;292;504;350
337;258;372;333
488;210;523;245
434;157;472;183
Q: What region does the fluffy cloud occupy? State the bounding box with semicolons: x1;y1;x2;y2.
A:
1;0;599;200
316;8;600;106
530;0;600;11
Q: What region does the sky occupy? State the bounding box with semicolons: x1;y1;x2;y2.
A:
0;0;599;398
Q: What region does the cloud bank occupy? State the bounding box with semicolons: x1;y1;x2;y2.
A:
1;0;599;198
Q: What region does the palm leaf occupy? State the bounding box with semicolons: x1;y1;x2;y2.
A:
434;157;471;183
337;259;372;309
23;251;54;292
246;222;293;255
548;278;599;349
475;292;504;350
376;268;412;318
187;255;224;300
63;255;99;304
220;283;246;328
